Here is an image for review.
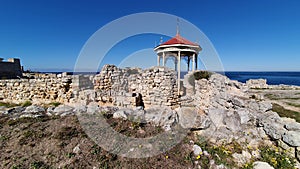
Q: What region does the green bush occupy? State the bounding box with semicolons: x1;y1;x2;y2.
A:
193;71;212;80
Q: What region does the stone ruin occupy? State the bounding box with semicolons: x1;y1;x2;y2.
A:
92;64;179;108
1;64;300;166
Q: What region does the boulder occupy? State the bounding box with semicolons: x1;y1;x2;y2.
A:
6;106;25;115
177;107;211;129
207;108;226;128
258;101;272;112
145;106;177;129
282;131;300;147
128;109;145;122
236;108;251;124
285;122;300;131
113;109;131;120
232;97;245;108
87;103;100;114
53;105;74;116
73;144;81;154
253;161;274;169
263;123;285;140
23;105;45;114
193;144;202;156
232;150;252;166
46;106;55;116
223;111;241;132
73;104;87;115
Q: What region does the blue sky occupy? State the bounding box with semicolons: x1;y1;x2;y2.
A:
0;0;299;71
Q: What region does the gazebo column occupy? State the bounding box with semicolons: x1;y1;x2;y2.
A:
157;55;160;66
187;57;190;71
195;54;198;70
177;51;181;95
163;52;166;66
174;58;177;71
192;53;195;71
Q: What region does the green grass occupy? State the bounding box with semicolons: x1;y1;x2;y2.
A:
21;100;32;107
259;146;295;169
265;94;300;100
286;102;300;108
272;103;300;122
49;102;61;107
0;102;20;108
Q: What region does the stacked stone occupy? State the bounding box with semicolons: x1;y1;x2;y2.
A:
194;73;248;110
93;65;179;108
139;67;178;107
246;79;268;89
94;65;125;103
0;74;72;104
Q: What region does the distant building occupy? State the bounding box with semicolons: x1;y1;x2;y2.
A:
0;58;23;79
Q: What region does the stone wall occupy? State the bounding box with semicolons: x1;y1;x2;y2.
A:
0;58;22;79
0;65;179;108
93;65;179;108
0;73;73;104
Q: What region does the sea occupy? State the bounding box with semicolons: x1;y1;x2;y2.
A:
224;72;300;86
180;72;300;86
47;71;300;86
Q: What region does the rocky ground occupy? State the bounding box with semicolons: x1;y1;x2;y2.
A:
1;72;300;169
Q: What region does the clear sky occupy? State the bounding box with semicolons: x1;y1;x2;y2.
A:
0;0;300;72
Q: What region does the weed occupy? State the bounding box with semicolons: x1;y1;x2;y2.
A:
131;121;141;130
66;152;76;158
30;161;48;169
22;100;32;107
259;146;295;169
91;144;101;155
0;135;8;141
49;102;61;107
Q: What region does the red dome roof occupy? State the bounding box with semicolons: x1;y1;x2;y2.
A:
160;33;198;46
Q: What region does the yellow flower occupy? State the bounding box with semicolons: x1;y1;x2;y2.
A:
271;157;278;166
138;145;142;148
165;155;168;159
196;155;201;159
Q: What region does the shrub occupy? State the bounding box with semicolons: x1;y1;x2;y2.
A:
193;71;212;80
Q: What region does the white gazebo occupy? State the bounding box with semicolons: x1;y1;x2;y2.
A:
154;32;202;95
